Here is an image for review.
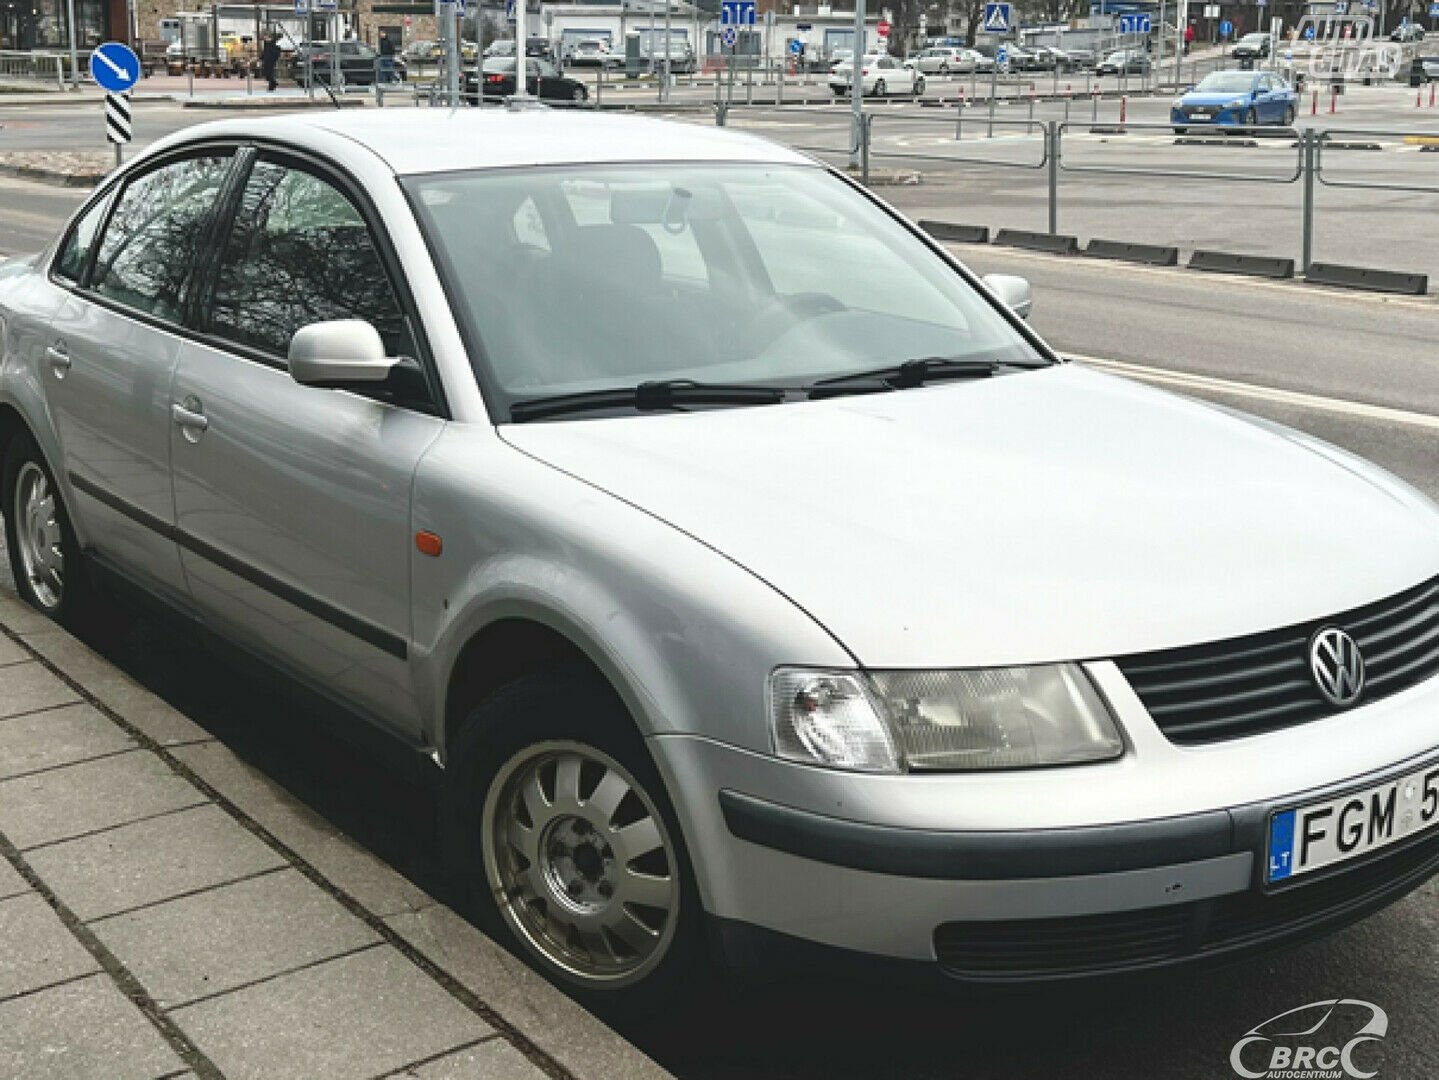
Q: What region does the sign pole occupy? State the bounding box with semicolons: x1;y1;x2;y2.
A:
1174;0;1188;88
66;0;80;87
851;0;864;167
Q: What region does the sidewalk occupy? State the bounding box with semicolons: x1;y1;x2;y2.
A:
0;587;671;1080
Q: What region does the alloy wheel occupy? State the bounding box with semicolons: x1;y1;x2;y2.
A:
483;741;679;987
13;461;63;610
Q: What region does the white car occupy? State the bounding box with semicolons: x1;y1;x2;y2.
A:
829;53;923;96
569;39;621;68
912;46;984;74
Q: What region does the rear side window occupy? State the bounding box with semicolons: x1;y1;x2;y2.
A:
54;193;111;284
207;159;415;360
89;155;232;322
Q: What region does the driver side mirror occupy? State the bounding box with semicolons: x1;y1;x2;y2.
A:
289;320;398;387
982;273;1034;320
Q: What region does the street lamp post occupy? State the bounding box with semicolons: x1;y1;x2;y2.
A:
851;0;865;167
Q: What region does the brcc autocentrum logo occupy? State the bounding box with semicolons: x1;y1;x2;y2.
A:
1230;999;1387;1079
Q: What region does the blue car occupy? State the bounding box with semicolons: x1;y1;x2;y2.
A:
1171;70;1298;133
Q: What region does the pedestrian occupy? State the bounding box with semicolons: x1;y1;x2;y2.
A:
1184;22;1195;54
379;30;396;83
261;30;281;91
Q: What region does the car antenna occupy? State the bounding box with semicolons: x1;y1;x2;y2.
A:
275;24;342;110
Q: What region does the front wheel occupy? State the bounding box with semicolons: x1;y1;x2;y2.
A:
872;78;886;96
443;668;705;1009
1244;107;1258;128
913;76;925;95
1281;104;1296;126
572;83;587;102
2;432;90;625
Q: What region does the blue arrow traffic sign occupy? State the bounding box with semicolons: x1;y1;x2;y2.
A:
982;2;1012;33
1118;13;1152;31
720;25;738;46
1430;2;1439;16
505;0;515;20
89;41;140;93
788;38;803;53
721;0;755;25
1219;18;1233;35
1304;24;1316;37
995;44;1008;65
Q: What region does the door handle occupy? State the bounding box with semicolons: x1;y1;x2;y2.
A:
45;344;71;376
171;402;209;433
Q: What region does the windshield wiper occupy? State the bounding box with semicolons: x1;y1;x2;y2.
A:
510;379;787;422
808;357;1001;399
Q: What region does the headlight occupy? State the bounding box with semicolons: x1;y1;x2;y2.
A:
1172;97;1185;108
769;665;1124;773
1224;98;1247;108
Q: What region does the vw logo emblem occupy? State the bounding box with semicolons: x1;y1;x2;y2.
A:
1309;627;1365;707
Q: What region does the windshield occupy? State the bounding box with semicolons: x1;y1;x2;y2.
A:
405;163;1047;416
1195;71;1257;92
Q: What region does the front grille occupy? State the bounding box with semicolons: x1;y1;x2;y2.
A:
934;827;1439;980
1115;574;1439;744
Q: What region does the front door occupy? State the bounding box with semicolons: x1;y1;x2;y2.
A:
169;153;444;737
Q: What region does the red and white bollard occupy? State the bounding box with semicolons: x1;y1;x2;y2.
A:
1311;89;1318;116
1119;94;1128;123
1329;85;1337;114
1417;86;1424;107
1430;82;1436;108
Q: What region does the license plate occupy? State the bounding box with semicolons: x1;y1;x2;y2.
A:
1189;108;1213;117
1267;763;1439;883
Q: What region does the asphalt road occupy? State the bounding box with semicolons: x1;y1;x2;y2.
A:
2;154;1439;1080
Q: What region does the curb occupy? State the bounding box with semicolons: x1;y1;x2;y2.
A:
919;220;990;243
1306;262;1428;295
995;227;1079;254
0;162;105;187
1084;238;1180;266
1189;249;1296;278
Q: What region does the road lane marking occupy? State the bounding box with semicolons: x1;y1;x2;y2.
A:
1071;355;1439;430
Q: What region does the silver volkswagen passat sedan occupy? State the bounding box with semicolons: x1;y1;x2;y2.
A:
3;110;1438;1006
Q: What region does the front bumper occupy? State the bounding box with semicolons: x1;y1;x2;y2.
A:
1171;106;1245;126
651;662;1439;978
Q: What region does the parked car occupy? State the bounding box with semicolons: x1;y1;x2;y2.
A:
1391;23;1425;42
402;39;441;61
1096;48;1150;75
828;47;853;70
1231;31;1272;59
1413;54;1439;82
466;57;588;103
569;39;622;68
829;53;924;96
911;46;983;74
1058;46;1096;68
1018;45;1060;70
1171;70;1297;131
7;107;1439;1005
294;40;405;86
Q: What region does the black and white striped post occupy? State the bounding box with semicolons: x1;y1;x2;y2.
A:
104;91;131;168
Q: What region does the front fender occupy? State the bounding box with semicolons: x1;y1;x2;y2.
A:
409;424;853;758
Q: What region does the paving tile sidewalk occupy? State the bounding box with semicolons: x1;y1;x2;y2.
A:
0;590;671;1080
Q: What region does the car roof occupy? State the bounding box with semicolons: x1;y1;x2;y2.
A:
146;109;811;176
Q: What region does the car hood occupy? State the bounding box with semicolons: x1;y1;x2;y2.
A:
1181;90;1256;105
500;365;1439;668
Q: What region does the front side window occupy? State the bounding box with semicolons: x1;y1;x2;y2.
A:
407;163;1045;410
89;155;232;321
208;160;414;360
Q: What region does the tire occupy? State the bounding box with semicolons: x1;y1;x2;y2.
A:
441;666;706;1013
1173;126;1188;134
571;83;586;102
939;63;949;75
873;78;886;96
1282;104;1296;126
1244;107;1258;128
913;76;925;95
2;431;90;626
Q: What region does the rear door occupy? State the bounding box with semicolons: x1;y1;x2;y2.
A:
169;149;445;737
44;149;236;602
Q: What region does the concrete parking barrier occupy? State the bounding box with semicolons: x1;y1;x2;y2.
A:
1083;238;1180;266
1305;262;1429;296
1188;250;1296;279
1176;137;1259;147
994;228;1080;255
919;220;991;243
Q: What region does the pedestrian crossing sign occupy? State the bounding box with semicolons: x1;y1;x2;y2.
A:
982;2;1012;33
